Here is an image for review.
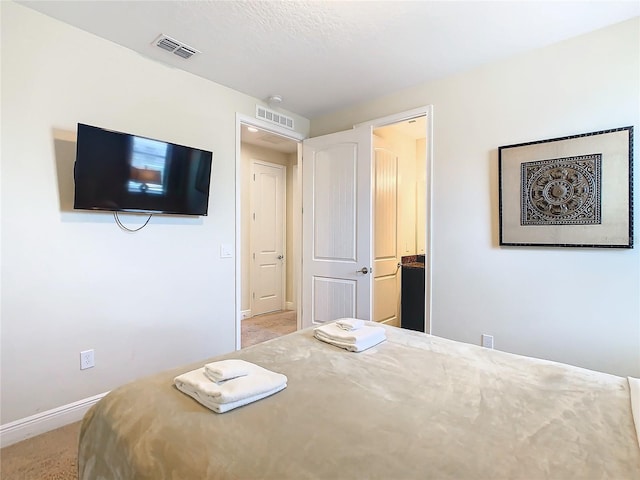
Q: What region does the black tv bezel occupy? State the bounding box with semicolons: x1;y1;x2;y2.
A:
73;123;213;216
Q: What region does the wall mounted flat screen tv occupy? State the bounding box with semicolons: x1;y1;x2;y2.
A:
74;123;212;216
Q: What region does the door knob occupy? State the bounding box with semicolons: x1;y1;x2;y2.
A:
277;255;284;260
357;267;369;274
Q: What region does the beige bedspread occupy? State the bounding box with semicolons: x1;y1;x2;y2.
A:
79;325;640;479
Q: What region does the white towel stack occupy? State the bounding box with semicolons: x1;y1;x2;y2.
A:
174;359;287;413
314;319;386;352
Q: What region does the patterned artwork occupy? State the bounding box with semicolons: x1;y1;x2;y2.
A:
499;126;632;247
521;154;602;225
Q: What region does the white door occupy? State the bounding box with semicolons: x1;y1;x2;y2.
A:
373;137;400;327
251;161;286;316
301;126;372;328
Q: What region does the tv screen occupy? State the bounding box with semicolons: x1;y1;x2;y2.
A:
74;123;212;216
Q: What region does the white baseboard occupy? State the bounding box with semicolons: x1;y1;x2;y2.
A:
0;391;109;448
242;305;295;319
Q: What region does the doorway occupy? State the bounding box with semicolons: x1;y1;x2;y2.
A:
236;106;433;347
250;160;286;316
299;106;432;332
372;116;427;329
237;118;302;348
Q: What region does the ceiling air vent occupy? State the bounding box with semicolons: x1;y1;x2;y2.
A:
256;106;295;130
152;34;200;59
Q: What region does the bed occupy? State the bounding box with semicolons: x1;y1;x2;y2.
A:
78;324;640;479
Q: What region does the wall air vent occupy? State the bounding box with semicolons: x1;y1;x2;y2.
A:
256;105;295;130
152;34;200;59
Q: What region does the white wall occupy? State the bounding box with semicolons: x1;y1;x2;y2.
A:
416;138;427;254
312;18;640;377
0;2;309;425
285;152;297;307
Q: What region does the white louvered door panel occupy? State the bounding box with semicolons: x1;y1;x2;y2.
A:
373;138;400;326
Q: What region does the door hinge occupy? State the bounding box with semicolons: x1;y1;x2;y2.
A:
252;212;255;220
253;173;256;181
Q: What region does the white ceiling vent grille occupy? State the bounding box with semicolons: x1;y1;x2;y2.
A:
152;34;200;59
256;105;295;130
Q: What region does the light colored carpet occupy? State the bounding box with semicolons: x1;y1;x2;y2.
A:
0;310;297;479
0;421;80;479
241;309;297;347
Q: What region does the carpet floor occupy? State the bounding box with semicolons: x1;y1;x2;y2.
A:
241;309;297;347
0;421;80;480
0;310;297;479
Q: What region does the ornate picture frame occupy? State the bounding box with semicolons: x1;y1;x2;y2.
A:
499;126;633;248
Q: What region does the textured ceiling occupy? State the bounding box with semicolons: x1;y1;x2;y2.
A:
18;0;640;119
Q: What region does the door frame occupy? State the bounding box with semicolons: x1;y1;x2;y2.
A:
235;106;434;350
235;114;305;350
355;105;434;334
249;159;286;316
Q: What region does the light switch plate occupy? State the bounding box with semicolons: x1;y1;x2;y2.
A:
220;244;233;258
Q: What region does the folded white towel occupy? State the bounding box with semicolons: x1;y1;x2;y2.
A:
314;330;386;352
176;377;286;413
204;359;252;383
210;385;287;413
335;318;365;331
315;322;386;343
174;363;287;413
314;322;386;352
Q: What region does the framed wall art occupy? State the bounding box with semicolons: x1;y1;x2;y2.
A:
499;126;633;248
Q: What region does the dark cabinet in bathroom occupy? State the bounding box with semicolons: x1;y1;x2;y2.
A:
400;255;425;332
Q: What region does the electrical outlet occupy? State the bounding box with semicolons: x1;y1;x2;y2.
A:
481;334;494;349
80;349;95;370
